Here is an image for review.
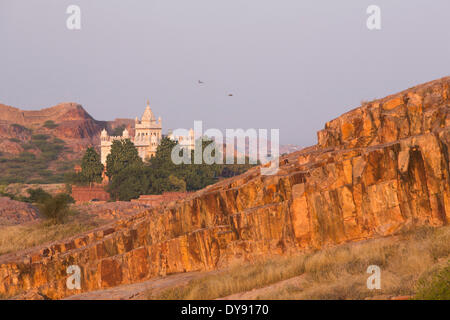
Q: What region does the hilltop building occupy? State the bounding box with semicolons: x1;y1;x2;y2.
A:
167;128;195;153
100;101;162;164
100;101;195;165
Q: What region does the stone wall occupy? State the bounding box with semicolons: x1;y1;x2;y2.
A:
0;77;448;299
71;185;110;203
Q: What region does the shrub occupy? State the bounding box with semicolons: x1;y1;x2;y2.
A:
56;193;75;204
11;124;28;131
27;179;47;184
17;152;36;162
31;134;50;141
37;194;73;224
21;143;34;151
415;265;450;300
43;120;58;129
26;188;52;203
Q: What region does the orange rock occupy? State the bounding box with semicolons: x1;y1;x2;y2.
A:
0;77;449;299
382;96;404;111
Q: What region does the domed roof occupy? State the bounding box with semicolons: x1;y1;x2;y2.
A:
141;101;155;122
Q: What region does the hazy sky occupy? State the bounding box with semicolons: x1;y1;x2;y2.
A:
1;1;449;145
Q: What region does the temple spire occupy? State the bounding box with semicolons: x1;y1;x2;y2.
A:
141;100;155;122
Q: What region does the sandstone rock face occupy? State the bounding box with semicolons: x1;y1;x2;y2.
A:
73;202;152;221
0;77;449;299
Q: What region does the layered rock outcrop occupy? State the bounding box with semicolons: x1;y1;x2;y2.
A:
0;77;448;299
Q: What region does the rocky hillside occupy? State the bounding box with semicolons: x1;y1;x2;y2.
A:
0;197;40;226
0;102;132;155
0;77;448;299
0;103;101;146
0;103;131;183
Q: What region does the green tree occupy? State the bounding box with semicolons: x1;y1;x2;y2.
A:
106;139;143;179
148;137;219;192
81;147;104;185
168;175;186;192
107;164;149;201
149;137;179;170
103;136;256;201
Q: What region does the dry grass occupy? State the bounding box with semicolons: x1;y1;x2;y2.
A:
148;225;450;300
0;212;106;256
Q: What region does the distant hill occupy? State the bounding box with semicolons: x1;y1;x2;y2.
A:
0;103;132;184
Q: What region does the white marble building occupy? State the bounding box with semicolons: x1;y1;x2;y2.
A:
100;101;162;164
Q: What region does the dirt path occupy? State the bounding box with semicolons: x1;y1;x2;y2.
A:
65;271;308;301
217;275;309;300
64;272;207;300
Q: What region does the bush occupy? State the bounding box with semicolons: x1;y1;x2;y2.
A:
56;193;75;204
32;134;50;141
43;120;58;129
11;124;28;131
26;188;52;203
17;152;36;162
415;265;450;300
37;194;73;224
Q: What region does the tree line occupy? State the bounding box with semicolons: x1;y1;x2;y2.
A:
66;137;255;201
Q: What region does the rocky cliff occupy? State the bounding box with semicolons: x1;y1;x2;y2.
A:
0;77;448;299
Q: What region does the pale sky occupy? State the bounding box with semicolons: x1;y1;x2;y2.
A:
1;1;449;145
